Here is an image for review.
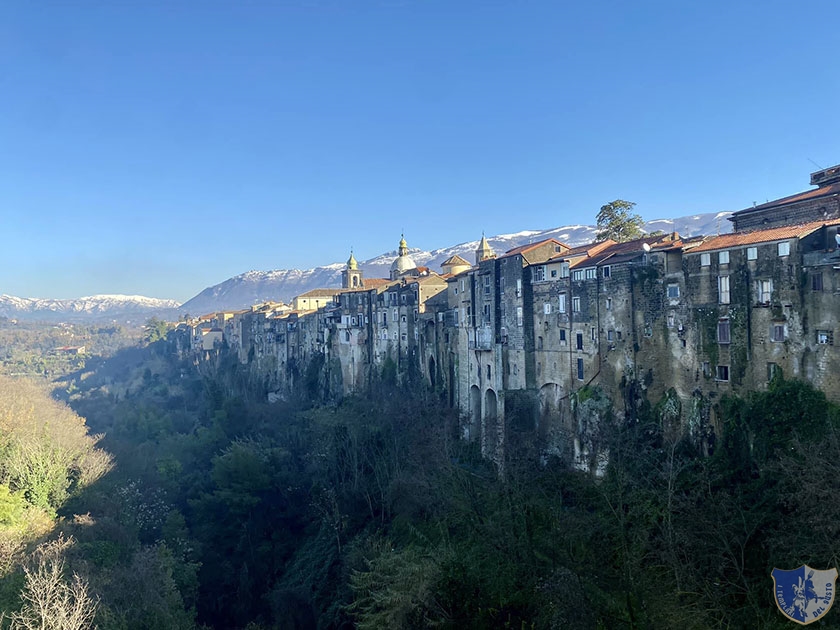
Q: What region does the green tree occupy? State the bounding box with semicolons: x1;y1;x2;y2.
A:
595;199;644;242
144;317;169;343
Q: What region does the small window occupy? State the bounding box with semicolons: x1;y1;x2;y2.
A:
550;268;557;278
602;266;611;278
572;297;581;312
484;276;491;294
537;336;544;350
560;263;570;278
414;309;419;322
667;312;675;328
758;279;773;304
591;327;597;341
746;246;758;261
486;365;491;379
717;319;730;344
576;332;584;350
667;284;680;299
585;268;597;280
718;276;730;304
605;297;612;310
572;270;584;281
778;241;790;257
558;294;566;313
351;316;357;326
767;362;780;381
516;279;522;297
700;253;711;267
771;323;786;342
544;302;552;315
817;330;833;345
516;306;523;327
559;329;567;343
607;329;614;341
716;365;729;382
577;358;584;381
393;309;398;322
812;273;824;292
533;266;545;282
719;251;730;264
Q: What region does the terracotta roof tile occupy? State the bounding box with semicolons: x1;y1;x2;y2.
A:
501;237;568;259
295;288;344;298
689;219;840;253
732;182;840;216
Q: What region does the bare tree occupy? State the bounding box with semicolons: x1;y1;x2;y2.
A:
7;535;98;630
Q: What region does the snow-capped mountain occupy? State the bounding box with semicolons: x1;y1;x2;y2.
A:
0;294;181;322
180;212;731;314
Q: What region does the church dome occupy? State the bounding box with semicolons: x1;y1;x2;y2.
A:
390;233;417;278
347;251;358;270
390;253;417;275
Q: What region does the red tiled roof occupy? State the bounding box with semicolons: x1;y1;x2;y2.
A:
569;234;681;267
362;278;390;289
549;239;615;262
296;288;344;298
733;182;840;215
688;219;840;253
501;238;568;259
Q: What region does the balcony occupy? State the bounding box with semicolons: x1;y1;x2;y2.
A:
468;326;493;351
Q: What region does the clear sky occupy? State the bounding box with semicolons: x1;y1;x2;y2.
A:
1;0;838;302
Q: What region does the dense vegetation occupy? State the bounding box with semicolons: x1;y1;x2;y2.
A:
1;333;839;628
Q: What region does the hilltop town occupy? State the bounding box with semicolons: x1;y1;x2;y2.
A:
179;164;840;471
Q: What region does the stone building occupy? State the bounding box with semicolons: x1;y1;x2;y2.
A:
730;164;840;231
191;163;840;472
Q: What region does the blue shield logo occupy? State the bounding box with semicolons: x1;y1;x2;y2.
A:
772;566;837;625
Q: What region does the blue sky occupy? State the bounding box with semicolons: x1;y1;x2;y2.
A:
1;0;837;301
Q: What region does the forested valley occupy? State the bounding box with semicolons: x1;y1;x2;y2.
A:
0;329;838;629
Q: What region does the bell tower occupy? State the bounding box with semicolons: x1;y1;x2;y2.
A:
342;250;363;289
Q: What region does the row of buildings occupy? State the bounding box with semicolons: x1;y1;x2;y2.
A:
183;164;840;470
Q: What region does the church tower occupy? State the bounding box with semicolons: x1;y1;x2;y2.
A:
390;233;418;280
342;250;363;289
475;233;496;265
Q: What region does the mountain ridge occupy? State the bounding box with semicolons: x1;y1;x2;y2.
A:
180;212;732;314
0;294;181;322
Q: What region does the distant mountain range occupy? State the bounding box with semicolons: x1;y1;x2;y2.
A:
0;294;181;322
179;212;732;315
1;212;732;322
